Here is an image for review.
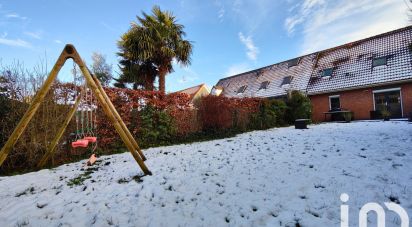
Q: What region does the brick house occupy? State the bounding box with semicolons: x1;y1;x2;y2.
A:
214;26;412;122
307;26;412;122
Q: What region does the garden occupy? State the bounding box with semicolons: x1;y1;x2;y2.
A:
0;69;311;174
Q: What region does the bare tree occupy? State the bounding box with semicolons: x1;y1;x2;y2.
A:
90;52;113;86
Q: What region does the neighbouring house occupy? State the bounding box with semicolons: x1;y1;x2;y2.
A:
173;83;210;104
307;26;412;122
214;25;412;122
214;53;316;99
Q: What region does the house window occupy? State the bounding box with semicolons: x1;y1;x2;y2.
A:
237;85;247;94
372;56;387;67
322;68;333;77
329;95;341;111
259;81;270;90
280;76;291;86
288;58;300;68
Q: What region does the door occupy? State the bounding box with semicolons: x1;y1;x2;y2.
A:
374;90;402;118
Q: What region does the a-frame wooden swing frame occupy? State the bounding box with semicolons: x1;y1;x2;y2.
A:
0;44;151;175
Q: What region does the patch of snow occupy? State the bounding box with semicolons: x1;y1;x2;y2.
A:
0;121;411;226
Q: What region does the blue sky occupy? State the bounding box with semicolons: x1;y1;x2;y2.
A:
0;0;410;92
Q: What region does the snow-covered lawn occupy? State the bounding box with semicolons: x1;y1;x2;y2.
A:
0;121;411;227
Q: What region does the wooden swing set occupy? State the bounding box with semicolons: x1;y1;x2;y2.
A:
0;44;152;175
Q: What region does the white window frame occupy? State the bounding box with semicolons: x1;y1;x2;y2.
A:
329;95;340;111
372;87;403;117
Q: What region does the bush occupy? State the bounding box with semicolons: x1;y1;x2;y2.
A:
198;96;260;133
250;99;287;129
285;90;312;124
137;105;176;147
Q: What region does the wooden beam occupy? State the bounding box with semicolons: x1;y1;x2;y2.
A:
92;75;147;161
37;89;84;168
70;47;151;175
0;47;69;166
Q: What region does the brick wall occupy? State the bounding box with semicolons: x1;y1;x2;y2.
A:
310;82;412;122
402;83;412;118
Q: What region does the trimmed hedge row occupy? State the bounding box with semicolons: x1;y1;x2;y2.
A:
0;85;311;174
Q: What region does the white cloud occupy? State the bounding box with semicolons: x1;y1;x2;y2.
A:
238;32;259;61
284;0;325;36
5;13;27;20
218;7;225;20
54;40;62;44
224;63;251;77
214;0;225;21
24;31;42;40
0;37;31;48
284;0;409;54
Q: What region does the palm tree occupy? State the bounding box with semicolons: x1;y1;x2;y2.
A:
116;56;157;90
118;5;193;94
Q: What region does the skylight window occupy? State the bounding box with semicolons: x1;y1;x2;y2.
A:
322;68;333;77
259;81;270;90
288;58;300;68
372;56;387;67
237;85;247;94
281;76;291;86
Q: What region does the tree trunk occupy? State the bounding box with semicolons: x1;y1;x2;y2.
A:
158;68;167;94
145;74;155;91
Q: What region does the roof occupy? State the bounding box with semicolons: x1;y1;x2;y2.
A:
215;25;412;97
307;26;412;94
173;83;209;100
216;54;316;98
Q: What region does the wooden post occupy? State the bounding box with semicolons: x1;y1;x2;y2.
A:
92;75;147;161
0;48;69;166
70;48;151;175
37;90;83;168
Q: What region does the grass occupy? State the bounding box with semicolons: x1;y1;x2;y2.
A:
67;167;99;187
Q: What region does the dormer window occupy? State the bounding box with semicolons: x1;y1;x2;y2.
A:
237;85;247;94
322;68;333;77
281;76;291;86
259;81;270;90
288;58;300;68
372;56;387;67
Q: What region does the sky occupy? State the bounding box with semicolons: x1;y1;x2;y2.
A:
0;0;410;92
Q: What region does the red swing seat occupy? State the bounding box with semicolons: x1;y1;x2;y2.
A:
83;136;97;143
71;139;89;148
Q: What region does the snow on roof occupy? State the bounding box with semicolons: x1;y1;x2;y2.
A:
215;26;412;97
216;54;316;98
307;26;412;95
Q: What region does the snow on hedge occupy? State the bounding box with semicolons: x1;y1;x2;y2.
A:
0;121;411;226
